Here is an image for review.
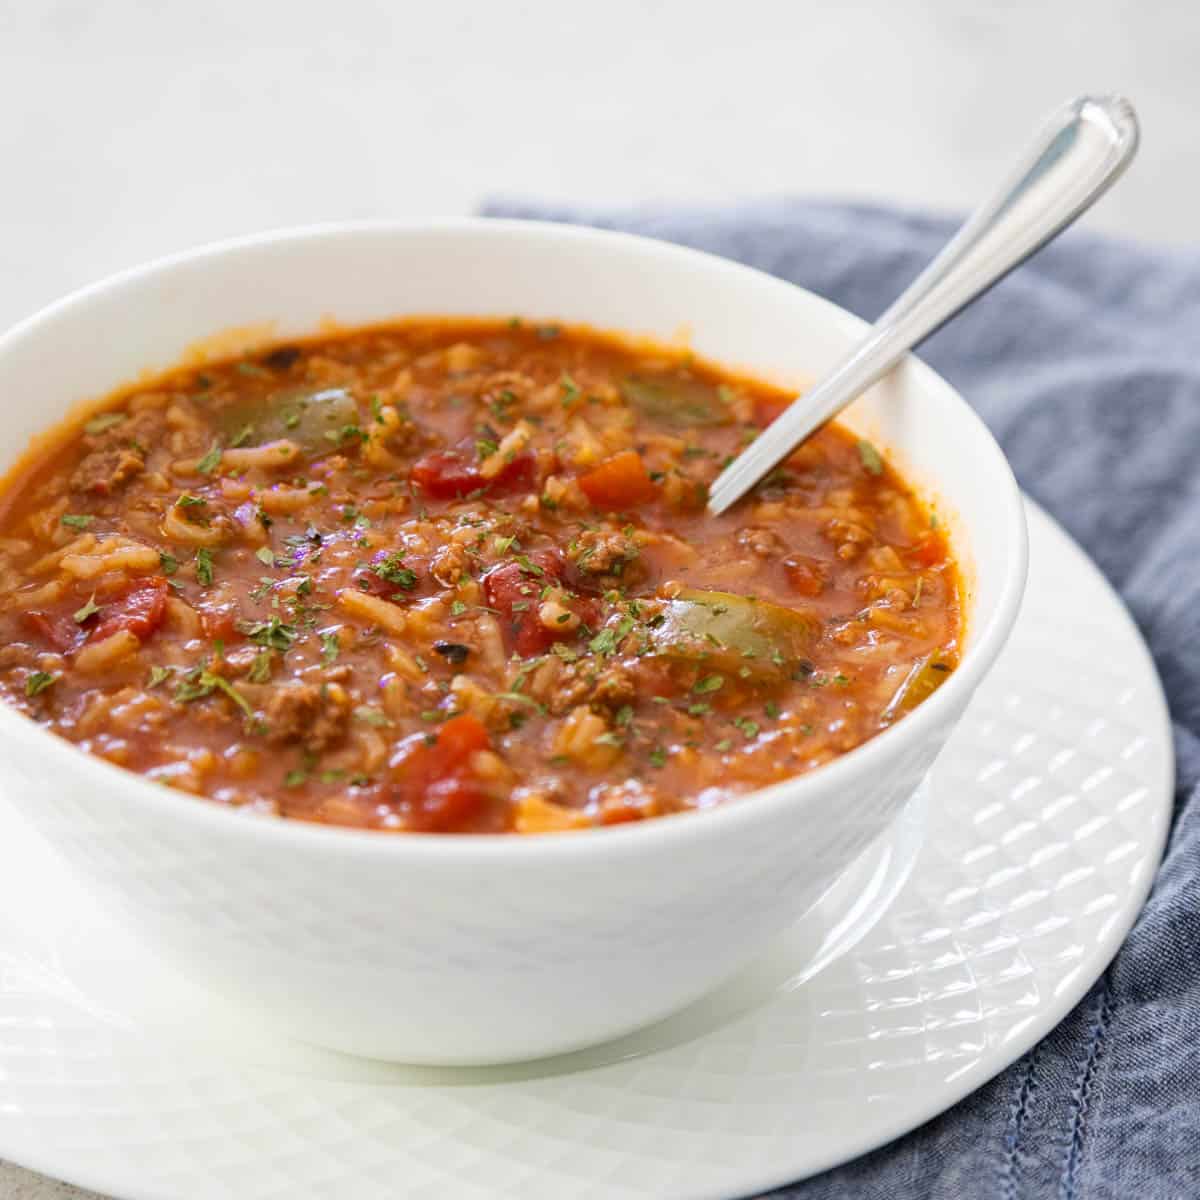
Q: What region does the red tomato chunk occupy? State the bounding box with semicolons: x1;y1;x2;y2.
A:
91;577;169;644
387;713;491;832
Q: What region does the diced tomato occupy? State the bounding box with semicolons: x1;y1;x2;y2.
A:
411;448;481;499
411;444;536;500
21;610;79;654
783;554;827;597
199;604;241;643
577;450;657;509
387;713;492;832
908;535;945;568
754;395;791;428
90;576;169;644
434;712;491;760
483;551;593;656
489;450;536;495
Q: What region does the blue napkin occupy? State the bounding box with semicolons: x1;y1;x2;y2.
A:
485;199;1200;1198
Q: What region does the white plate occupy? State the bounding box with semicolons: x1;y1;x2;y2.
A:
0;499;1172;1200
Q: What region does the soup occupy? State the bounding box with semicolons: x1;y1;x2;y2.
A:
0;320;960;832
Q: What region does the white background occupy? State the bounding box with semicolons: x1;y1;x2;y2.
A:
0;1;1195;1196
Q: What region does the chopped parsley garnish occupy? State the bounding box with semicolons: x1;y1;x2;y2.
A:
248;650;273;683
196;440;223;474
240;616;298;652
146;665;171;688
371;553;417;590
765;700;780;719
159;551;179;576
195;547;214;586
326;424;366;445
25;671;56;698
449;599;468;617
73;594;101;623
320;632;340;665
84;412;126;435
693;674;725;694
734;717;760;740
856;439;884;476
230;424;254;448
255;546;276;567
173;666;254;719
354;705;391;727
284;768;307;787
61;514;93;530
648;748;667;768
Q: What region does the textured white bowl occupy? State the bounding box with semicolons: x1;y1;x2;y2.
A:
0;221;1027;1064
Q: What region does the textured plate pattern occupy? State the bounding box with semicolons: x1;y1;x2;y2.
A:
0;501;1172;1200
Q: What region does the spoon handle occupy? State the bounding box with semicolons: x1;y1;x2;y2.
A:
706;94;1140;516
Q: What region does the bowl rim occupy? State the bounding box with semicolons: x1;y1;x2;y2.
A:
0;217;1029;863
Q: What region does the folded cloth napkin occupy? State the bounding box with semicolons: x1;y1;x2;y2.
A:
484;199;1200;1199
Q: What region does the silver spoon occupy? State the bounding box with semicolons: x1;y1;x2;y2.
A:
706;94;1140;516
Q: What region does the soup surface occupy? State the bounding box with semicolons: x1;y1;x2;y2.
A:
0;320;960;832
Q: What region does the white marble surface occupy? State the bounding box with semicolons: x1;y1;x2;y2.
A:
0;1;1196;1196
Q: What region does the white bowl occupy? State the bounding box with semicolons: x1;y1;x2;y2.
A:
0;221;1027;1064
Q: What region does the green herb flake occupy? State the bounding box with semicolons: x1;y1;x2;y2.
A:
240;616;298;652
206;672;254;718
195;548;214;586
734;717;760;740
84;412;126;435
714;738;732;752
73;593;101;623
248;649;273;683
856;438;884;476
283;768;307;788
614;704;634;726
159;551;179;576
648;748;667;768
372;553;417;590
61;514;93;530
320;631;339;665
196;440;223;475
765;700;781;719
230;424;254;448
146;665;171;688
450;599;468;617
693;674;725;695
255;546;276;567
25;671;56;698
354;705;391;727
